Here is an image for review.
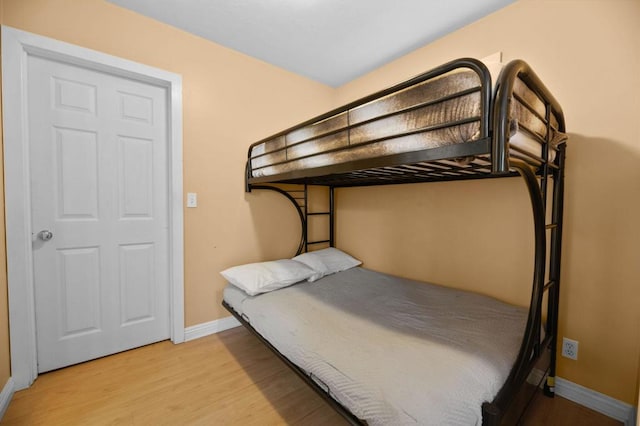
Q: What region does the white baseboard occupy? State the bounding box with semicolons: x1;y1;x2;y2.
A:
554;376;636;426
0;377;15;420
184;316;241;342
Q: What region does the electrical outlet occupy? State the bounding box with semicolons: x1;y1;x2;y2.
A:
562;337;579;360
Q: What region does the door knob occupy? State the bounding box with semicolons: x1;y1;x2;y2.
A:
38;230;54;241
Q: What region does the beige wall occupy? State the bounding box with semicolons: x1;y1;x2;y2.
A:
0;0;638;410
335;0;640;405
0;0;335;358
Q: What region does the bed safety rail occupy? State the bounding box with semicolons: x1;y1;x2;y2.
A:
245;58;492;189
493;59;566;174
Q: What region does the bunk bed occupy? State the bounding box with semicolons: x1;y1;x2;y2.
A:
222;58;566;425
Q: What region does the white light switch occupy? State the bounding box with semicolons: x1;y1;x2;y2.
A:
187;192;197;208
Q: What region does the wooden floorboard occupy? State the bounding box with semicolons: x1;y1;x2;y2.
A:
1;327;622;425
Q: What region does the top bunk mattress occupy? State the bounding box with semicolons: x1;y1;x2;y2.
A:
223;267;528;425
248;61;565;182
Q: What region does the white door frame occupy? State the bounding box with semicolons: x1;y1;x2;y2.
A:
2;26;185;390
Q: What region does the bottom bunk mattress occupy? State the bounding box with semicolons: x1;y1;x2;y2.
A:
222;267;528;425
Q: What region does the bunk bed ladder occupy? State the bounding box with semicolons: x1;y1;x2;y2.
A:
539;97;567;398
246;184;335;255
304;184;335;252
533;112;552;362
543;143;566;397
247;184;308;255
513;126;565;404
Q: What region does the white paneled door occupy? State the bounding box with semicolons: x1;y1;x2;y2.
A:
28;55;170;373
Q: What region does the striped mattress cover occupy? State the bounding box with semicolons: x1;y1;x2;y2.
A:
223;267;528;425
249;65;565;179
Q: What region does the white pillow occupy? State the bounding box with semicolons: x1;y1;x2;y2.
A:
292;247;361;282
220;259;315;296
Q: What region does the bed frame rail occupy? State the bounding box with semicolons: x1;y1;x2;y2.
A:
246;184;335;256
223;300;362;425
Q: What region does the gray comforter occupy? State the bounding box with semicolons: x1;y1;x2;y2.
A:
223;267;527;425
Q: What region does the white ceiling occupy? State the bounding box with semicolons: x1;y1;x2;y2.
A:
108;0;516;87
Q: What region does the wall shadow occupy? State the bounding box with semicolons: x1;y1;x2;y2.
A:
556;133;640;375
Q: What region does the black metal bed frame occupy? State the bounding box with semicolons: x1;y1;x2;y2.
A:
225;58;566;425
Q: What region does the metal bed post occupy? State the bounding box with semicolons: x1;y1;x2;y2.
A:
303;186;334;250
329;187;335;247
249;184;335;254
482;158;547;424
304;184;309;253
247;184;308;256
544;143;566;396
484;59;566;423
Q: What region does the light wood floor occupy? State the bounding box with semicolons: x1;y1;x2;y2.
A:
1;327;622;425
